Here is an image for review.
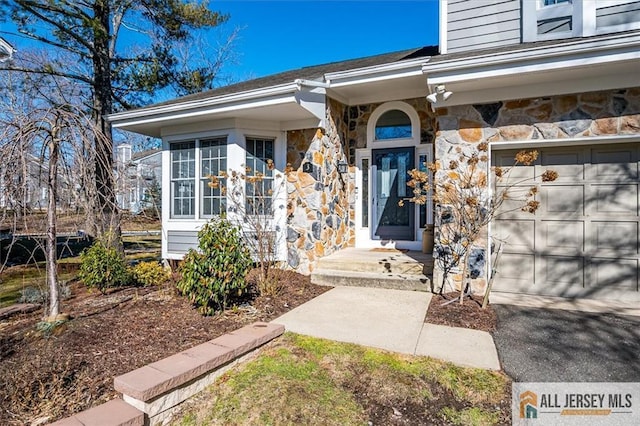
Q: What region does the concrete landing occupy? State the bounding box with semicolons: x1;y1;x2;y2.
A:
311;248;434;292
274;286;500;370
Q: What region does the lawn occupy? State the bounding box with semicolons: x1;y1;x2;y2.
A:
0;234;161;307
173;333;512;426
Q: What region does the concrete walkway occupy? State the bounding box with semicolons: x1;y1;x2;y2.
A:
274;287;500;370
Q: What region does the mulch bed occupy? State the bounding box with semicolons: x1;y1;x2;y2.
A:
0;269;330;425
425;292;498;333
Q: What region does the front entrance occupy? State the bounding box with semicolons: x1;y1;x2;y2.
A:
372;147;415;241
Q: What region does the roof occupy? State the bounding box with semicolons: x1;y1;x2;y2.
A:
132;46;438;111
132;148;161;161
0;37;15;62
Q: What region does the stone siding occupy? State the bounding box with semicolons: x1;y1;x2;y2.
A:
434;87;640;292
285;98;354;274
344;97;435;164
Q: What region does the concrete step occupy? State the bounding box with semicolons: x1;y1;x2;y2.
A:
316;252;434;276
311;268;431;292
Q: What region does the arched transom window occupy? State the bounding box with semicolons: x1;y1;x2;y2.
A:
375;109;412;140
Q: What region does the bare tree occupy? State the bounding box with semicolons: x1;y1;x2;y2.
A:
1;0;237;246
0;61;107;318
404;142;558;307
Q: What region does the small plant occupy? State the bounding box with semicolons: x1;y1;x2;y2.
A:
18;286;47;304
131;261;169;286
177;217;252;315
79;240;130;294
18;283;71;304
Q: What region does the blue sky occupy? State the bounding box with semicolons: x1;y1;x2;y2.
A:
204;1;440;81
0;1;440;83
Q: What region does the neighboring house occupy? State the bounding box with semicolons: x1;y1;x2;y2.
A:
115;144;162;214
0;149;49;211
0;37;15;63
110;0;640;302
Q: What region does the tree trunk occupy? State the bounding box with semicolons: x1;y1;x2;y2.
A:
47;124;60;318
91;0;123;252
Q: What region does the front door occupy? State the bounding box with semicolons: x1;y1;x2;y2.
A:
372;147;415;240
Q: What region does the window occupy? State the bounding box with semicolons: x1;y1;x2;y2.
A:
245;137;274;215
170;141;195;218
543;0;570;6
375;110;412;140
200;138;227;217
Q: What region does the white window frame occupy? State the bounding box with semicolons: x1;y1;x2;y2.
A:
524;0;640;42
200;137;228;218
169;141;196;219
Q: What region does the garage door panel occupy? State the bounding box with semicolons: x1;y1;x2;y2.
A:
541;220;584;252
591;184;638;215
491;142;639;302
591;258;638;293
540;150;584;182
541;185;584;215
591;147;638;180
493;151;536;181
493;219;534;251
593;221;638;253
495;188;537;219
492;253;534;292
542;255;584;287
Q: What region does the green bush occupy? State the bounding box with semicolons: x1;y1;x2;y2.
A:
79;241;129;294
177;217;252;315
131;261;169;286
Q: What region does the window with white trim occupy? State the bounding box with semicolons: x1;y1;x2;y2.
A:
245;137;274;215
200;137;227;217
170;141;195;218
374;109;412;140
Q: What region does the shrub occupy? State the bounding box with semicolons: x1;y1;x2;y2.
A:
131;261;169;287
79;241;129;294
177;217;252;315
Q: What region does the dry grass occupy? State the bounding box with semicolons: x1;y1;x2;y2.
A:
171;334;511;426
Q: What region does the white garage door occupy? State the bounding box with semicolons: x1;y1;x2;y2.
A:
492;143;639;301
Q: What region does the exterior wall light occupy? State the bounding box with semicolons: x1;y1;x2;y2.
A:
426;85;453;104
337;162;348;174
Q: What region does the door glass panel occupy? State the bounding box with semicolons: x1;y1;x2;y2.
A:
373;147;415;240
361;158;369;228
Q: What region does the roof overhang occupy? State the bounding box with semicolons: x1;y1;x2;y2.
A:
109;83;329;137
0;38;16;62
423;32;640;108
109;57;434;138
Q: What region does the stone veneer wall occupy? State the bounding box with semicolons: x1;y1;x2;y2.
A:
344;97;435;164
434;87;640;292
284;98;355;274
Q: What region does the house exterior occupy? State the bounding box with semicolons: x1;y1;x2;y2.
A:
0;37;15;63
110;0;640;302
115;144;162;215
0;149;49;211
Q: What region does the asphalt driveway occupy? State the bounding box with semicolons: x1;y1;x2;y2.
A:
492;305;640;382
